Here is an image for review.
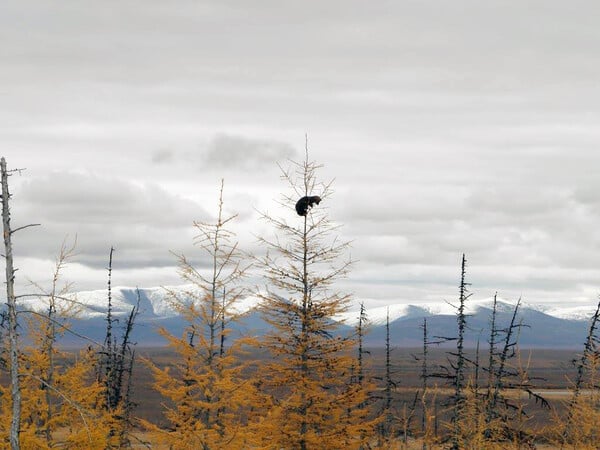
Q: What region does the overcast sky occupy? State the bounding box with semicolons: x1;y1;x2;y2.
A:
3;0;600;311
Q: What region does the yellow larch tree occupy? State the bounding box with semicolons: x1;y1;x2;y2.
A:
141;180;263;449
254;149;375;449
0;239;113;449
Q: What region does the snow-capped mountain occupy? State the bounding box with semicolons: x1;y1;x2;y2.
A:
18;284;212;319
337;296;598;326
14;285;598;348
532;304;599;321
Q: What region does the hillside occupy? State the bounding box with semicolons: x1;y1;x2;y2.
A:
16;286;596;348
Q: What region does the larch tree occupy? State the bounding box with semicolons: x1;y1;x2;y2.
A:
378;309;396;443
142;180;262;449
15;238;78;447
431;254;472;450
559;299;600;449
446;254;471;450
0;238;113;449
355;302;368;387
96;247;140;447
254;150;373;449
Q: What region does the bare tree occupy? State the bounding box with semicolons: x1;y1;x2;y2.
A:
562;298;600;445
97;247;140;446
356;301;368;386
1;157;39;450
448;253;471;450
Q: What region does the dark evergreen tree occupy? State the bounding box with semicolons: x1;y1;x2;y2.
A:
97;248;140;447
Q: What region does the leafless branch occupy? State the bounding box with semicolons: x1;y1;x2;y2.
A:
10;223;41;234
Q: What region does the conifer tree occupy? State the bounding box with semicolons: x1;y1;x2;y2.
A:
431;254;472;449
95;247;140;447
447;253;471;450
255;149;373;449
356;301;368;386
0;239;113;449
20;239;78;445
141;180;261;449
416;317;443;449
559;299;600;448
4;347;111;449
378;309;396;443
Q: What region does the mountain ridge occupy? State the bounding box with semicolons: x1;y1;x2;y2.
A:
16;285;597;348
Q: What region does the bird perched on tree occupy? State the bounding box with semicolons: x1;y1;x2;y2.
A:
295;195;321;216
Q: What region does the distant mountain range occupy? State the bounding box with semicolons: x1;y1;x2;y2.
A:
16;285;597;349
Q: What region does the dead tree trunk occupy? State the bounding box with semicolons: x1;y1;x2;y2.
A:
563;299;600;443
448;254;471;450
1;157;20;450
380;308;394;441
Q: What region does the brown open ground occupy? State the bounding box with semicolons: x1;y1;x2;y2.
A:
127;346;583;444
6;346;585;448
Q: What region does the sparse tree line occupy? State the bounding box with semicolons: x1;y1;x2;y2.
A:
0;154;599;449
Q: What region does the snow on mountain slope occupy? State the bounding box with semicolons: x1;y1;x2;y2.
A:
15;284;599;326
16;284;265;320
535;304;598;321
17;285;188;319
338;297;600;327
336;304;429;326
12;284;600;348
336;297;522;326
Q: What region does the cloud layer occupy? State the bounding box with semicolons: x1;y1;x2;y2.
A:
2;1;600;309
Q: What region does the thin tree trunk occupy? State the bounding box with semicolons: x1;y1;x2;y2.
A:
357;302;366;385
299;200;309;450
1;157;21;450
451;253;469;450
421;318;428;450
220;287;226;358
298;147;313;450
484;293;499;438
104;247;116;409
384;309;393;438
563;299;600;443
43;290;56;444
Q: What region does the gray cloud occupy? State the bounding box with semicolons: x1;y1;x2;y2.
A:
2;1;600;307
18;172;203;226
202;134;298;170
12;172;208;269
151;149;176;164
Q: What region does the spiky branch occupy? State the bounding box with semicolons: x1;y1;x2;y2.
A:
563;298;600;443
